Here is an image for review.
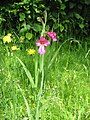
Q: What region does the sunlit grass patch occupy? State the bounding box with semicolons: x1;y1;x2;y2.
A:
0;40;90;120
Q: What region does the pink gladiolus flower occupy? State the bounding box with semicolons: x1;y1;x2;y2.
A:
47;32;57;41
36;37;50;55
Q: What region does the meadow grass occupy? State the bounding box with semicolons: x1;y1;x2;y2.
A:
0;39;90;120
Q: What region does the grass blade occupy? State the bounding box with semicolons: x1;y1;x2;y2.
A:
16;57;35;88
18;84;33;120
48;38;76;69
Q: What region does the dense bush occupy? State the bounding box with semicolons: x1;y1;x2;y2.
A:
0;0;90;41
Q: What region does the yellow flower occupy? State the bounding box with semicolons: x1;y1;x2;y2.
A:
3;33;12;43
27;49;36;55
11;46;19;51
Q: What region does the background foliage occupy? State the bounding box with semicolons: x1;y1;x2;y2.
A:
0;0;90;41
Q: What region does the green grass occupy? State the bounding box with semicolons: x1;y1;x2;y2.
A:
0;39;90;120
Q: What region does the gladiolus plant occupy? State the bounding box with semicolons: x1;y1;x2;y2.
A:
17;11;59;120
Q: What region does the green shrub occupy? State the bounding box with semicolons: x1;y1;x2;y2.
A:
0;0;89;41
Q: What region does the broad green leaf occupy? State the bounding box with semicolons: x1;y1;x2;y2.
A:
20;27;27;33
59;24;64;32
74;13;84;20
26;33;33;40
53;23;59;29
33;24;42;32
19;13;25;21
35;8;40;13
26;24;30;30
79;24;84;29
61;4;66;10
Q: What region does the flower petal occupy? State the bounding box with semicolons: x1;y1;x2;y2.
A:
36;42;41;46
36;36;50;46
47;32;57;41
53;38;57;41
38;46;46;55
44;41;50;46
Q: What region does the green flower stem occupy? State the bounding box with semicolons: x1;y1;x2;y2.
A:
35;55;39;88
41;24;45;36
41;10;47;36
35;55;44;120
35;11;46;119
40;54;44;91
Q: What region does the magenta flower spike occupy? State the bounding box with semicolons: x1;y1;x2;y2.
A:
36;37;50;55
47;32;57;41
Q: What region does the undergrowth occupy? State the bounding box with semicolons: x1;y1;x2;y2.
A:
0;39;90;120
